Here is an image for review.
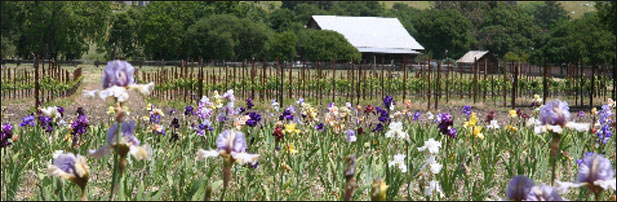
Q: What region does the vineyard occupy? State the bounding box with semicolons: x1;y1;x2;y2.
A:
138;57;615;110
1;57;83;107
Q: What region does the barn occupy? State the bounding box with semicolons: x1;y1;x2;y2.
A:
307;15;425;62
456;50;499;74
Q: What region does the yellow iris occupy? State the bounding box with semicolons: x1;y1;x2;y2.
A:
591;107;597;115
473;127;484;140
464;113;478;128
506;124;518;132
283;123;301;135
509;110;518;118
106;106;116;115
146;103;153;111
286;143;299;155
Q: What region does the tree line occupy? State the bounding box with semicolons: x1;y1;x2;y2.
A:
1;1;615;65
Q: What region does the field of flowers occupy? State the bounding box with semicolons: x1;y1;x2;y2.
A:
1;60;616;201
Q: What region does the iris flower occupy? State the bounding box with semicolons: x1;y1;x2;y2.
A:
534;100;589;134
89;121;152;161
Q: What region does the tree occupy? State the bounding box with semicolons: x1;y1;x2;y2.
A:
478;3;541;59
4;1;111;59
185;14;271;61
533;1;570;31
414;9;474;59
300;30;360;61
595;1;616;35
268;8;295;32
105;9;141;60
386;3;424;37
329;1;385;16
532;13;615;65
293;3;329;23
264;31;298;61
433;1;492;40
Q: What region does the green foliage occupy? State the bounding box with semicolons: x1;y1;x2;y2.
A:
595;1;617;35
105;9;141;60
531;13;616;65
2;1;111;59
478;3;541;59
530;1;570;31
184;14;271;61
265;32;298;61
329;1;385;16
268;8;295;33
414;9;474;59
300;30;361;61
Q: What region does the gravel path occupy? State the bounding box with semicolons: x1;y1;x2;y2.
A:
1;67;150;125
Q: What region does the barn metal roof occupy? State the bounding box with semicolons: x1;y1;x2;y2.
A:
456;50;490;64
310;15;425;54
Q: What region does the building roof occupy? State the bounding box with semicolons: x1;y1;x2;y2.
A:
309;15;424;54
456;50;490;64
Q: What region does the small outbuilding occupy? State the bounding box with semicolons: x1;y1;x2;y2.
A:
456;50;499;74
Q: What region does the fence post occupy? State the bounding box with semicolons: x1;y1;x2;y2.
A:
511;61;518;109
332;59;336;102
427;56;431;110
543;59;548;105
435;61;440;110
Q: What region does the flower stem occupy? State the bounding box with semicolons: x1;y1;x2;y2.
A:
549;132;560;186
109;103;123;201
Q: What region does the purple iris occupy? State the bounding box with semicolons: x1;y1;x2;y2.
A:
56;106;64;117
238;107;246;114
246;98;254;109
217;113;227;123
506;175;535;201
246;112;261;127
107;121;139;146
20;114;35;127
597;123;612;144
598;105;613;124
53;153;78;174
38;116;53;132
149;113;161;124
1;123;13;148
376;107;390;123
461;105;472;116
216;130;247;154
102;60;135;88
315;123;325;132
383;95;393;109
169;108;176;115
71;115;89;136
372;123;384;132
185;106;194;116
413;112;422;122
526;184;563;201
438;113;456;138
279;109;294;121
539;100;570;126
194;120;213;136
578;153;615;191
346;129;356;142
577;110;585;118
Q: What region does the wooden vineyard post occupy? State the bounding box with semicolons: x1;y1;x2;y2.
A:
483;58;487;102
380;56;386;99
318;61;322;104
199;57;203;100
262;58;266;101
402;58;407;101
35;56;40;108
302;60;306;99
503;58;507;108
251;58;255;100
289;62;293;99
387;59;392;99
232;63;236;94
279;58;284;105
543;59;548;105
473;57;477;104
332;59;336;102
511;61;518;109
356;60;360;105
591;64;595;108
427;56;431;110
241;60;245;98
435;61;440;110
